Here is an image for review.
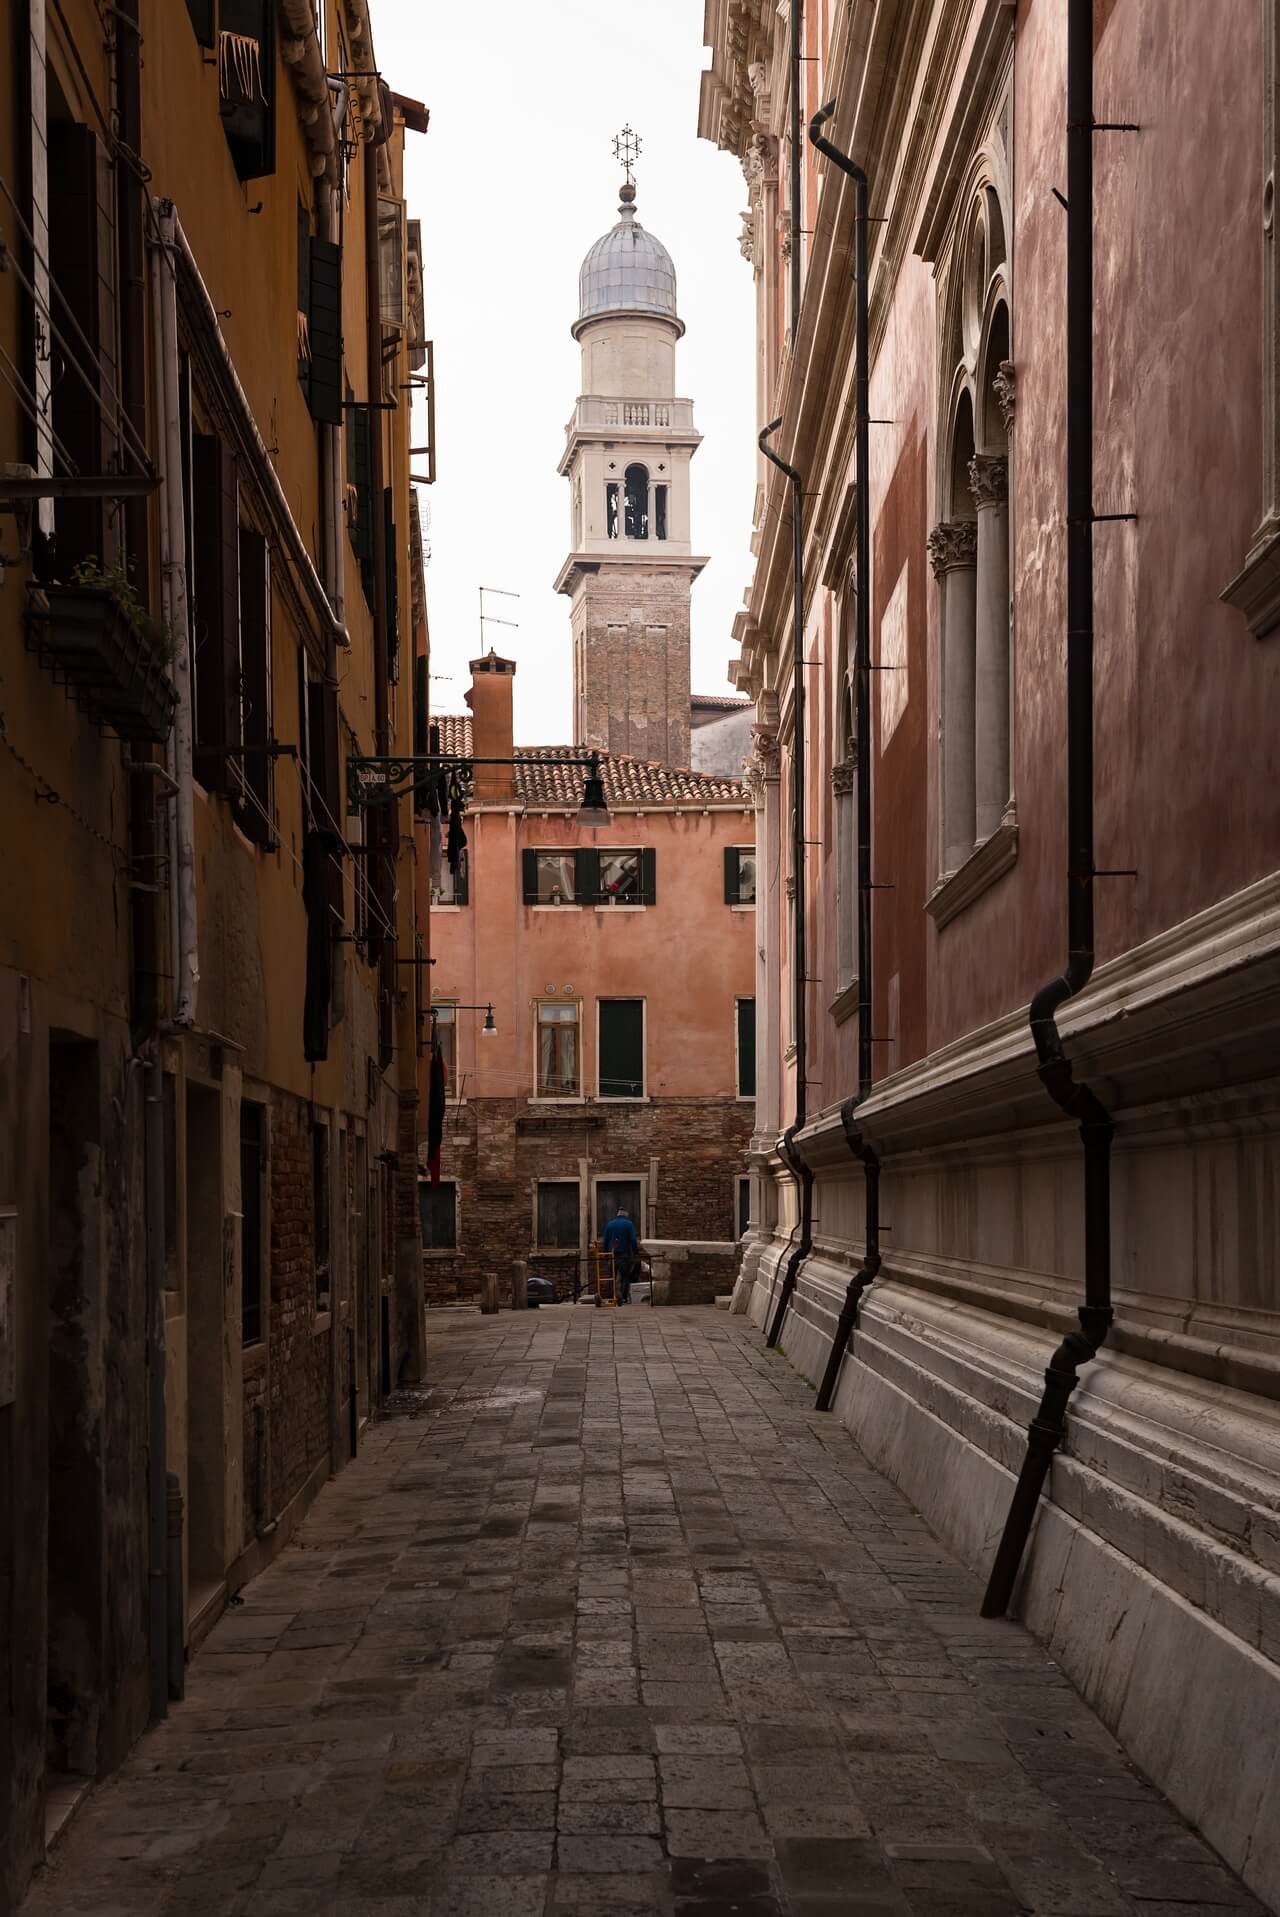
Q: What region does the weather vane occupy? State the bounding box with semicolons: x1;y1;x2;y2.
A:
612;124;642;186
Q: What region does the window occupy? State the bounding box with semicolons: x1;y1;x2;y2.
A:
240;1102;265;1345
594;1179;642;1240
432;849;468;906
931;164;1013;888
419;1180;457;1250
218;0;277;182
537;1002;580;1097
537;1181;580;1249
606;481;620;539
598;999;644;1099
624;463;650;539
529;851;577;905
655;485;668;541
312;1122;331;1314
737;1175;751;1240
237;527;274;847
433;1003;456;1083
724;846;757;906
523;848;655;906
736;997;756;1099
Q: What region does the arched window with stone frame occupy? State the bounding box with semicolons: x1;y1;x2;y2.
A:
928;154;1017;915
624;462;650;540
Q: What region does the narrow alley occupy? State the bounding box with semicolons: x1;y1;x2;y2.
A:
23;1309;1260;1917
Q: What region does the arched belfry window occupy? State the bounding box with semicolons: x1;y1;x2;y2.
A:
930;159;1014;890
624;463;650;540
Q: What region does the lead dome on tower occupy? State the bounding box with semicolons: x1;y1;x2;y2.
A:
573;182;683;339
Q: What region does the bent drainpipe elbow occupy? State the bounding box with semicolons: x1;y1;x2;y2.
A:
767;1124;813;1350
815;1096;880;1412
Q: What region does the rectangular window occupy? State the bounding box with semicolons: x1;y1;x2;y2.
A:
219;0;277;183
537;1002;579;1097
312;1122;331;1314
655;484;668;540
432;850;468;906
237;527;274;847
724;845;757;905
599;850;641;903
433;1003;457;1083
599;999;644;1099
594;1178;642;1241
419;1180;457;1250
240;1101;265;1345
522;848;655;906
530;851;577;905
537;1181;580;1249
737;997;756;1099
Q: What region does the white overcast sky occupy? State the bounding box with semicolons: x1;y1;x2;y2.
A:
372;0;756;744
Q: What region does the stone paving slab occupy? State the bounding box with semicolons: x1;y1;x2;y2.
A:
20;1309;1268;1917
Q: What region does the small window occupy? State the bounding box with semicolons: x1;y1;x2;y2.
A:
736;997;756;1100
433;849;469;906
655;484;668;541
433;1003;457;1082
606;481;620;539
537;1181;580;1249
218;0;277;183
240;1101;265;1346
419;1180;457;1249
532;852;577;905
724;846;757;905
624;463;649;539
537;1002;580;1097
312;1122;331;1314
600;850;641;904
599;999;644;1099
737;1175;751;1240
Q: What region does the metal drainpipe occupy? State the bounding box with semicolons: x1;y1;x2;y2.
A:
789;0;803;345
808;102;882;1415
981;0;1114;1617
760;419;810;1351
363;141;389;756
144;1059;168;1721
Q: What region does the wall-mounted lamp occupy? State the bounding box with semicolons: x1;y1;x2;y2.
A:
432;1001;498;1037
576;754;611;829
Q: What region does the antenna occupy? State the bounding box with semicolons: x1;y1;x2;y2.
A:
478;585;519;652
612;124;642;186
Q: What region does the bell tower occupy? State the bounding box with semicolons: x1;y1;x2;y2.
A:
554;133;708;770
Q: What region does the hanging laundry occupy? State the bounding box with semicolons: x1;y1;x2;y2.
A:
446;780;468;876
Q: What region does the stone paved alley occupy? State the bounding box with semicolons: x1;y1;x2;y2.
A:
23;1310;1263;1917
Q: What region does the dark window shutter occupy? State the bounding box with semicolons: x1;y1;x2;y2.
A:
346;404;374;605
413;654;429;813
453;853;469;907
639;846;657;906
307;235;342;425
191;435;239;790
724;846;739;903
237;528;273;845
47;120;116;573
522;849;539;904
384;486;398;678
574;848;599;905
737;998;756;1099
185;0;216;45
599;999;644;1099
219;0;277;182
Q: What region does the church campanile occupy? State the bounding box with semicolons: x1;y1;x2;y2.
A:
554;139;708;770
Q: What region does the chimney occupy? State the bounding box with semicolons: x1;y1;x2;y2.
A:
465;651;516;801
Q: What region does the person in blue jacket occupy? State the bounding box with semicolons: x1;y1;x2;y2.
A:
601;1207;639;1303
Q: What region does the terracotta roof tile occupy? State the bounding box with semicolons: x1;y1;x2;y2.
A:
430;715;748;806
691;692;751;712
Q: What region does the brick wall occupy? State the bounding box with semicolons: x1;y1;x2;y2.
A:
578;563;693;770
267;1090;331;1515
423;1095;751;1305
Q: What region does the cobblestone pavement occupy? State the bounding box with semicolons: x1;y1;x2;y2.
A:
25;1308;1264;1917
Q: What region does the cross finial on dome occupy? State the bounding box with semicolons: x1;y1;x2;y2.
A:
612;124;642;188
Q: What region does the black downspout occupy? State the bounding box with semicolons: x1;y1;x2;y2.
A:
788;0;803;344
982;0;1114;1618
144;1060;168;1722
809;103;881;1414
760;417;810;1352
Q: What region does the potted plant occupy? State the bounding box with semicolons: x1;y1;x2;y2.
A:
29;556;178;743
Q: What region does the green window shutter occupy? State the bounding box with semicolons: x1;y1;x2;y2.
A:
307;235;342;426
599;1000;644;1099
522;849;539;904
639;846;657;906
724;846;739;903
384;486;399;678
574;848;599;905
737;998;756;1099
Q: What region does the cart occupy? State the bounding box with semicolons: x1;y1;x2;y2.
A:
589;1243;621;1307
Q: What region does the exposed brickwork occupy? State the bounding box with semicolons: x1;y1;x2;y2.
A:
268;1090;331;1516
423;1095;751;1305
576;563;693;769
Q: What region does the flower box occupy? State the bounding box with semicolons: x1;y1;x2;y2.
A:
28;584;177;744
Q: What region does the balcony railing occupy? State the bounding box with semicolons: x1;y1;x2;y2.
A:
570;397;695;433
